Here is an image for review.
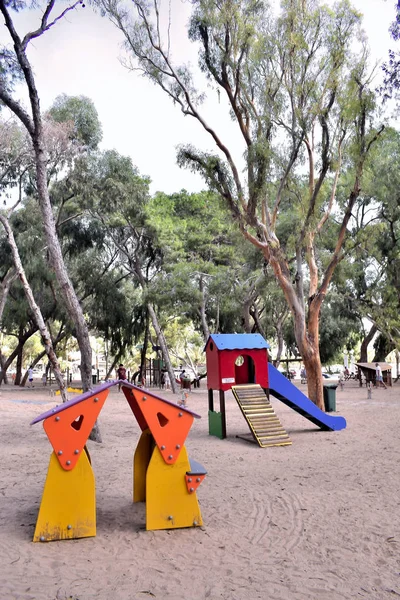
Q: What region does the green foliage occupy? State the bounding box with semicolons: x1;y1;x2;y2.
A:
86;274;143;355
46;94;103;150
162;319;205;368
147;189;247;333
337;128;400;348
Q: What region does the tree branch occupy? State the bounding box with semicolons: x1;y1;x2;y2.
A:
21;1;83;50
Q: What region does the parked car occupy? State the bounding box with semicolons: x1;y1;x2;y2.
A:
322;372;339;380
282;369;296;380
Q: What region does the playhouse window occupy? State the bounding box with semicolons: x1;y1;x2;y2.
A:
235;355;244;366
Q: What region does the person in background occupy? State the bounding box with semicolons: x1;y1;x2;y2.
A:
116;363;127;391
375;362;387;389
164;369;171;390
28;366;34;388
141;370;146;387
41;372;47;386
160;369;166;389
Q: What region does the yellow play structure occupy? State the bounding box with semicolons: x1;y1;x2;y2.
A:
31;381;206;542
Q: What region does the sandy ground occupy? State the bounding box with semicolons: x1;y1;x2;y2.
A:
0;377;399;600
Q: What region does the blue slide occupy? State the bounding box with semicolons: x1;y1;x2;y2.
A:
268;364;346;431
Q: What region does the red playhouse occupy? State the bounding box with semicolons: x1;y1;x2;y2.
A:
205;333;346;448
204;333;277;444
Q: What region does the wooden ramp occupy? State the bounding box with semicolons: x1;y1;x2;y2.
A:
231;384;292;448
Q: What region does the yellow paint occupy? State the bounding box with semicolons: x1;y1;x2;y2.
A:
146;445;203;531
55;387;83;395
33;448;96;542
133;429;153;503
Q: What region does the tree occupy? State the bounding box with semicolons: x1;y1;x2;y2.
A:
0;1;96;402
66;149;179;392
100;0;383;409
0;211;67;399
147;189;245;340
343;128;400;357
381;1;400;100
46;94;103;150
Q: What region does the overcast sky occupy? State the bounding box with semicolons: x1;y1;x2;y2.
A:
3;0;397;194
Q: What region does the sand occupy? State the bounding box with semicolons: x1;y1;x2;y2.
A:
0;378;399;600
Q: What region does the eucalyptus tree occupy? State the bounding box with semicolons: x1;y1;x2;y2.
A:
148;190;294;354
46;94;103;151
0;207;38;383
381;1;400;101
0;212;67;397
0;97;100;400
341;128;400;359
147;189;245;340
0;196;70;388
0;0;95;394
100;0;384;408
0;117;33;203
85;270;145;374
69;149;178;392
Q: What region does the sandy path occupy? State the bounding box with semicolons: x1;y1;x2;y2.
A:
0;379;399;600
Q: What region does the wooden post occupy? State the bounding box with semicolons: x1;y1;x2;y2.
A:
219;390;226;439
208;389;214;412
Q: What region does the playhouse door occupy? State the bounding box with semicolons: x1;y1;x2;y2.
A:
235;355;255;385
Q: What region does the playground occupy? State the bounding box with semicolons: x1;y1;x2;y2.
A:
0;378;399;600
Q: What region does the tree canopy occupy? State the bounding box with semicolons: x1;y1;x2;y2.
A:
1;0;399;399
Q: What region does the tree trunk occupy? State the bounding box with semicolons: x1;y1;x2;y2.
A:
0;12;100;438
0;349;8;384
0;215;67;401
243;284;257;333
0;325;37;385
15;328;23;385
243;298;252;333
198;275;210;341
266;252;325;409
291;298;324;410
105;355;119;381
301;349;324;410
20;327;66;387
147;302;177;394
136;308;150;384
0;268;17;326
249;304;267;339
35;136;102;440
359;323;377;363
372;333;393;363
21;349;46;387
274;321;284;367
33;146;92;388
214;301;220;333
133;260;177;394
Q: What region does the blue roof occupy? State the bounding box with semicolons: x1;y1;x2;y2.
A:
205;333;270;351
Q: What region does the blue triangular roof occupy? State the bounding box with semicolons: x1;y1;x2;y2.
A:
204;333;270;351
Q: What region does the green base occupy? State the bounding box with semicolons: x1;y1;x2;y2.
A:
208;410;224;439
